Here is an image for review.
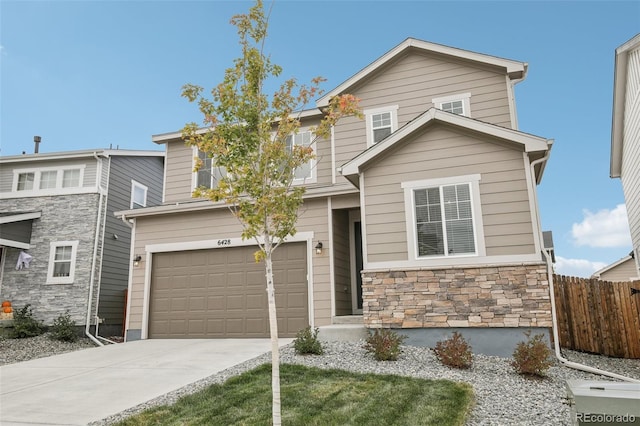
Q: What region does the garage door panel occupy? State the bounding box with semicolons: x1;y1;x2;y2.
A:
150;243;308;338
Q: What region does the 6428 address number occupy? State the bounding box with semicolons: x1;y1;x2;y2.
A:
217;239;231;246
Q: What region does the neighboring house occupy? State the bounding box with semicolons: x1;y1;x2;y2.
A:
611;33;640;278
0;148;164;338
591;253;639;281
117;38;554;355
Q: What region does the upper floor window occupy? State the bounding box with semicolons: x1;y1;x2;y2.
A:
39;171;58;190
62;169;81;188
285;130;316;183
402;174;485;260
46;240;79;284
17;172;35;191
432;93;471;117
194;149;226;189
131;180;148;208
13;167;84;193
364;105;399;147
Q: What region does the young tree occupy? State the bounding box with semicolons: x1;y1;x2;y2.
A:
181;1;360;424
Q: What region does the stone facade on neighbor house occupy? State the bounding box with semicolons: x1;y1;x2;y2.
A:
1;194;101;324
0;149;164;335
362;265;552;329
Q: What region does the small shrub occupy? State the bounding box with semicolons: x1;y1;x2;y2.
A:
364;328;407;361
293;326;323;355
11;304;46;338
50;311;78;342
511;331;554;377
433;331;473;369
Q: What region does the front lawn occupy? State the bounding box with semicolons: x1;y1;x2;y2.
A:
117;363;473;426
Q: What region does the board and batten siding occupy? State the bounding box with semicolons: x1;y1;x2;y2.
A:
126;198;332;334
0;157;99;193
363;124;535;263
333;50;514;185
621;47;640;259
99;155;164;327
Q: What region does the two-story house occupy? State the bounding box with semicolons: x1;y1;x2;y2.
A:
117;38;554;355
611;33;640;278
0;148;164;339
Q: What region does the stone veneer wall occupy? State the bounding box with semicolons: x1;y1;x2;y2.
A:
1;194;101;325
362;264;552;328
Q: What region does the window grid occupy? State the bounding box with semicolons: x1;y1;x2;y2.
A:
285;131;314;181
39;171;58;189
414;183;476;257
17;173;35;191
371;112;392;144
441;100;464;115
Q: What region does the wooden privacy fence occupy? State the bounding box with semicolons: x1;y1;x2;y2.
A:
553;275;640;359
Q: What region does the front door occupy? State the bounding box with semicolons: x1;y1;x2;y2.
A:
353;221;363;311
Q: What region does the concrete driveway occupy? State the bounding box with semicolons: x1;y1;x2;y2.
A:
0;338;292;426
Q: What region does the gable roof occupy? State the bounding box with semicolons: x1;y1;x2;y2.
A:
339;108;552;186
591;252;636;279
610;33;640;178
317;38;528;108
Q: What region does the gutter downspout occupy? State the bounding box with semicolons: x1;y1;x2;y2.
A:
86;152;105;346
531;152;639;383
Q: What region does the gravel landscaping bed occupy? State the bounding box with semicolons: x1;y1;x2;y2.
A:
2;335;638;425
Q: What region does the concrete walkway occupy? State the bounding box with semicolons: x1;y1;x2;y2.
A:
0;339;291;426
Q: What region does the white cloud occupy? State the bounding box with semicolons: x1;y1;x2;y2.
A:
571;204;631;248
555;256;607;278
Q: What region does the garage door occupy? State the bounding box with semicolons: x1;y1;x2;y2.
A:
149;242;308;338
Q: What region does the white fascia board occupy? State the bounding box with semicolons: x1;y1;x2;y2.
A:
317;38;527;108
0;211;42;224
0;239;30;250
103;150;165;158
152;108;324;144
115;184;359;219
610;34;640;178
0;149;106;164
340;108;550;177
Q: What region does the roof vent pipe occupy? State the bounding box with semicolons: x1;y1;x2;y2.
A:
34;136;41;154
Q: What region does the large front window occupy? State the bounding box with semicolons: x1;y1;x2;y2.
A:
414;184;475;256
403;174;484;260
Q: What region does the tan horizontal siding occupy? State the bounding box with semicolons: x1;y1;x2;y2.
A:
164;141;195;204
128;198;332;330
333;49;513;181
363;124;534;263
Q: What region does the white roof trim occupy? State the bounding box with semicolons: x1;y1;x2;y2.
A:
0;211;42;224
317;38;527;108
591;254;633;278
153;108;323;143
611;33;640;178
0;149;164;163
340;108;550;177
0;239;31;250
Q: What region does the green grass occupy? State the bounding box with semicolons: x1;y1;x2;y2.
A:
116;363;474;426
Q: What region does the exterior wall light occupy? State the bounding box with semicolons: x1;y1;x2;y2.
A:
133;255;142;266
315;241;323;255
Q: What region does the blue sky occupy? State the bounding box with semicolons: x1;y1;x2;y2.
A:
1;1;638;277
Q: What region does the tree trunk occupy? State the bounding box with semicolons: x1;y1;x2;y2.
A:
265;245;281;425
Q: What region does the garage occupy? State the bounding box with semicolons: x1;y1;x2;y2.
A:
148;242;308;338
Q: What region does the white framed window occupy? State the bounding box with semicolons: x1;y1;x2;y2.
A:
131;180;148;208
285;130;316;183
16;172;35;191
62;169;81;188
39;170;58;189
46;241;79;284
402;174;485;260
194;149;227;190
364;105;399;147
13;167;84;193
432;93;471;117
